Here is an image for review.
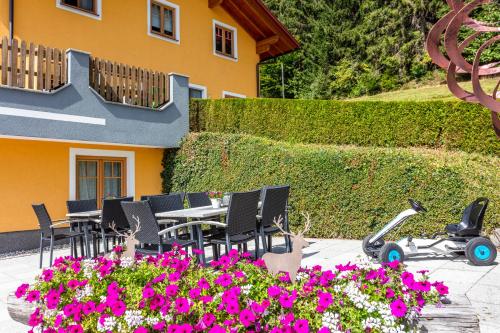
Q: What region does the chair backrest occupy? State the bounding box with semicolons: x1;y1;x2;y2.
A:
142;192;185;203
32;203;52;235
225;190;261;236
187;192;212;208
121;201;161;245
148;193;184;214
66;199;97;213
101;197;133;230
458;197;489;235
260;185;290;228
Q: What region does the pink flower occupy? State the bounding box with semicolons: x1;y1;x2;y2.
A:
433;282;449;295
317;291;333;309
280;312;294;325
153;322;166;331
82;301;95;315
175;297;190;314
416;281;431;292
294;319;310;333
401;272;414;288
143;286;155;299
386;287;395;298
384;260;400;270
28;308;43;326
67;280;80;290
390;298;407;318
239;308;256;327
165;284;179;297
267;285;281;298
169;272;181;282
198;278;210;290
134;327;148;333
15;284;29;298
110;300;127;316
26;290;40;302
202;313;216;327
71;261;82;274
42;269;54;282
189;288;201;299
152;273;166;284
317;328;331;333
67;324;84;333
279;291;297;308
215;273;233;287
46;290;61;310
208;326;226;333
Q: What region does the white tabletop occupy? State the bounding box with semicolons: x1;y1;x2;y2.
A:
155;205;227;219
66;210;102;218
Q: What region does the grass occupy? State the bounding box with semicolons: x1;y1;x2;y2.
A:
350;77;499;102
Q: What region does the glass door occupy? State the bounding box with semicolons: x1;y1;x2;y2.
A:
76;156;126;206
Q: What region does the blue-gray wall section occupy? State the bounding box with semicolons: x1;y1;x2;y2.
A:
0;50;189;148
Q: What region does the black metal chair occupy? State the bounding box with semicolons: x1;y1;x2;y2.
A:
148;194;188;238
98;197;133;253
187;192;212;208
32;204;84;268
121;201;198;256
66;199;98;256
142;192;185;203
206;190;261;259
258;185;291;254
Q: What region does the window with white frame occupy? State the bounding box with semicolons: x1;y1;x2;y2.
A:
222;91;246;99
189;84;207;99
57;0;102;19
148;0;180;43
213;20;238;60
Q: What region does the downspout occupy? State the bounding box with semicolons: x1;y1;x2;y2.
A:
256;62;261;98
9;0;14;41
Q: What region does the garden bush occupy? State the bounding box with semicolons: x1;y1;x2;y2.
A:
190;99;499;156
163;133;499;239
17;248;447;332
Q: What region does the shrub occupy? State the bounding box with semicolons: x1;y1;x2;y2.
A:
163;133;499;239
190;99;499;156
17;248;447;332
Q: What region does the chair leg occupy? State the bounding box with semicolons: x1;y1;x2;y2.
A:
254;231;260;259
49;235;54;267
243;243;248;253
225;234;231;254
268;235;272;252
260;226;267;255
285;235;292;253
39;235;44;269
212;244;219;261
69;238;74;257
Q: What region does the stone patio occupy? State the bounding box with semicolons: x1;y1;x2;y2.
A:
0;238;498;332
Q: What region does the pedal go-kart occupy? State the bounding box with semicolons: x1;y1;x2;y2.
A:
362;198;497;266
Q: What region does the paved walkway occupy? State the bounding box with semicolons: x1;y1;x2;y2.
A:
0;238;498;332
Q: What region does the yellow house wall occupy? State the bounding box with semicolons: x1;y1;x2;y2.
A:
3;0;258;98
0;138;164;233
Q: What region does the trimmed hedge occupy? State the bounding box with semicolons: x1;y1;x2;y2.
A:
190;99;499;156
163;132;499;239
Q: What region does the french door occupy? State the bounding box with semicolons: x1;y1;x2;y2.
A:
76;156;126;207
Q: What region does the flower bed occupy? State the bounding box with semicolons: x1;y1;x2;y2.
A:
15;249;448;333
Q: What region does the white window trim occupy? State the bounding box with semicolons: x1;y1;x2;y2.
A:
222;90;246;98
212;19;238;62
189;84;207;99
56;0;102;20
147;0;181;45
69;148;135;200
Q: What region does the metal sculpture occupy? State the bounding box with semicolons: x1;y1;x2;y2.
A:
262;213;311;283
426;0;500;137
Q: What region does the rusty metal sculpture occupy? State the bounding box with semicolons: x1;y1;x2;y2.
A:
426;0;500;137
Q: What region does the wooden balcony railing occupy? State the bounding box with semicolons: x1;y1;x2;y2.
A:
89;57;170;109
0;37;66;92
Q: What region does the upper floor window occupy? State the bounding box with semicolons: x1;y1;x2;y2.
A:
213;20;238;61
61;0;96;14
57;0;102;20
148;0;180;44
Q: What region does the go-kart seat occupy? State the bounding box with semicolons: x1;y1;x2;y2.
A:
445;198;489;237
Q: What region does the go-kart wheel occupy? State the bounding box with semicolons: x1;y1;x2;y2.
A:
379;243;404;264
362;233;385;258
465;237;497;266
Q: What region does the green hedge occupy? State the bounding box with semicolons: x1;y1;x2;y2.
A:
190;99;499;156
163;132;499;239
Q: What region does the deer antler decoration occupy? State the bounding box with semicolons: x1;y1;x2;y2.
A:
108;217;141;258
262;212;312;283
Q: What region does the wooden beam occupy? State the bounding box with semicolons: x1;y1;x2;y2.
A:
209;0;223;8
257;35;279;54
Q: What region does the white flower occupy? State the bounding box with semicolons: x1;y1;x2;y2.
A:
124;310;144;328
97;316;117;332
76;284;93;301
241;284;252;295
120;257;134;268
145;317;160;326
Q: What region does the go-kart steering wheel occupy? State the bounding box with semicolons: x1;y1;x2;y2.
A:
408;198;427;213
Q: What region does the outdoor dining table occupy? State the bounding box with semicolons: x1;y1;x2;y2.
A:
66;210;101;258
155;205;229;264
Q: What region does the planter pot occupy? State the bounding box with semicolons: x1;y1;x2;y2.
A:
7;292;34;325
211;198;221;208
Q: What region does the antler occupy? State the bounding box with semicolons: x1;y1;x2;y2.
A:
298;212;311;236
272;215;295;237
109;216;141;238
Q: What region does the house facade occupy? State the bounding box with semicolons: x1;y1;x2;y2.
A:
0;0;298;252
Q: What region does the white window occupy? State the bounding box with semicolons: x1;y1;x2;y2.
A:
148;0;181;44
189;84;208;99
56;0;102;20
213;20;238;61
222;91;246;99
